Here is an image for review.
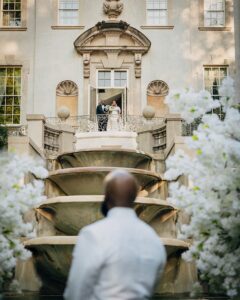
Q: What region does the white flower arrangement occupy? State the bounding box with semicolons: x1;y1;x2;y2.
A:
164;77;240;297
0;153;48;292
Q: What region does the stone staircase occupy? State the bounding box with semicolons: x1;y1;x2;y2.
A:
24;135;197;295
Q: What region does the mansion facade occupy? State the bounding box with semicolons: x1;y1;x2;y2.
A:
0;0;237;125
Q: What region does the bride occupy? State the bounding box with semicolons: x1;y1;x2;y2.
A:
108;100;121;131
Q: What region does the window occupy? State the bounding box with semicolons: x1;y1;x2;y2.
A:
98;71;128;88
146;0;168;26
204;0;225;27
0;67;21;124
58;0;79;25
204;66;227;118
114;71;127;87
2;0;21;27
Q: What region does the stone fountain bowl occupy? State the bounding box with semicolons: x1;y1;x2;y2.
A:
24;236;189;294
47;167;162;196
36;196;176;236
58;149;152;170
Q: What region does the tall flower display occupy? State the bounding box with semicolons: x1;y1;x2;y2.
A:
0;153;48;292
164;78;240;297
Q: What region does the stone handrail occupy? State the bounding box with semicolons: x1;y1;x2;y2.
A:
45;114;165;133
152;124;167;151
26;114;75;156
44;124;60;155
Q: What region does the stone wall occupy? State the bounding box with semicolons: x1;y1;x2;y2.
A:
0;0;236;121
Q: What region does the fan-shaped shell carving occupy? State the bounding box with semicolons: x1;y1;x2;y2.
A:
56;81;78;96
147;80;169;97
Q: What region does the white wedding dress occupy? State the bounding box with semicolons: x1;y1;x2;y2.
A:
108;106;121;131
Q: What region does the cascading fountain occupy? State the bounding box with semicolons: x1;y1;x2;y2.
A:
25;145;197;295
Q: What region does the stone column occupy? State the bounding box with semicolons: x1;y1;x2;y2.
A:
57;124;75;153
165;114;182;148
27;114;46;150
234;0;240;100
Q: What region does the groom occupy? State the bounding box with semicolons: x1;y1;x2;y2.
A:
96;101;108;131
64;170;166;300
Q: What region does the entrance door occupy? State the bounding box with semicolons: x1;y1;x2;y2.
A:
94;70;128;120
121;87;127;124
95;88;127;120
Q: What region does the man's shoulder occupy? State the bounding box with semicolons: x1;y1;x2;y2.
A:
80;218;109;237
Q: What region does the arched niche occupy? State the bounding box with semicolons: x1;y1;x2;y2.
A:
56;80;78;117
147;80;169;117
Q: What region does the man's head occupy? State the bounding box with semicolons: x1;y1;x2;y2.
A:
101;169;139;216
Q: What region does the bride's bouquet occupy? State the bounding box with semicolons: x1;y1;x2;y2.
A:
104;105;110;113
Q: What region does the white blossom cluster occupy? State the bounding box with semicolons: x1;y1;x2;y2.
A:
0;153;48;291
165;88;220;123
164;78;240;297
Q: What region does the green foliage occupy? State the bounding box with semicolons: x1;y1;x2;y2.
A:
0;126;8;148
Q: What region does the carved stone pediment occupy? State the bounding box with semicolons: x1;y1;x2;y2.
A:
103;0;123;20
74;21;151;78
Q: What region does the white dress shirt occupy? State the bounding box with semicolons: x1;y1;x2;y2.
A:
64;207;166;300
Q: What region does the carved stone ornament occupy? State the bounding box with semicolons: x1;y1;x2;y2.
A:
135;53;142;78
56;80;78;96
103;0;123;20
147;80;169;97
83;53;90;78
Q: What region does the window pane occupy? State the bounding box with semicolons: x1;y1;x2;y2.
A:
13;106;20;114
0;106;5;114
6;96;13;105
0;69;6;76
114;71;127;87
13;115;20;124
98;71;111;87
14;96;20;105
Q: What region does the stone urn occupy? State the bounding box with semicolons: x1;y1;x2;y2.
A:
57;106;70;122
143;105;156;120
103;0;123;19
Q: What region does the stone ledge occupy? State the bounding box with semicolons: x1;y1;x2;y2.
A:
198;26;232;31
51;25;85;30
27;114;46;122
141;25;174;30
0;27;27;31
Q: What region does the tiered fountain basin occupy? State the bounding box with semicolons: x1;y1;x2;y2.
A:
24;236;189;293
47;167;162;196
22;145;198;294
58;149;152;170
36;196;177;236
75;131;138;150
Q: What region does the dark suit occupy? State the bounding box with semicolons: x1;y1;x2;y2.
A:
96;104;108;131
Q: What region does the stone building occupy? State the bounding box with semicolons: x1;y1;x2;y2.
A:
1;1;238;294
0;0;237;124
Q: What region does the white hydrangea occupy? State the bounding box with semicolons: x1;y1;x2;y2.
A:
0;153;47;292
164;77;240;297
165;88;220;123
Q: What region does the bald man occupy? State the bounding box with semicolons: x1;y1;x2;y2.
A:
64;170;166;300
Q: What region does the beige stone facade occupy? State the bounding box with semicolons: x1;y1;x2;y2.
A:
0;0;237;124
